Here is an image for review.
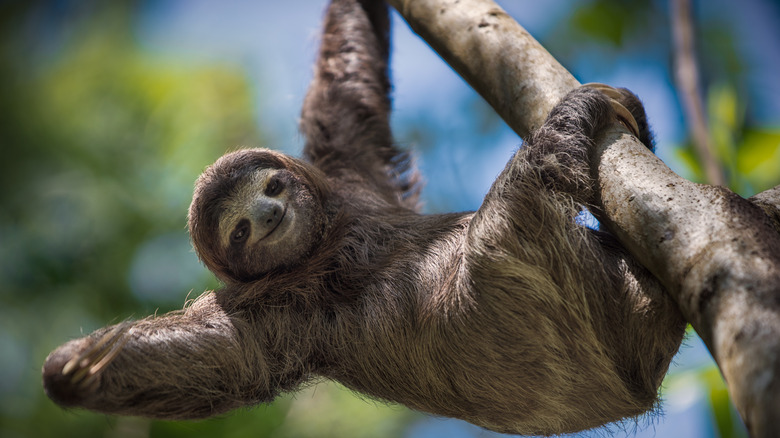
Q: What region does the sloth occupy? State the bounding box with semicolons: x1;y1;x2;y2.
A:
42;0;686;435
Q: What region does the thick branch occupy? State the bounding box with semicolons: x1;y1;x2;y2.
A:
594;129;780;438
750;185;780;234
389;0;780;436
387;0;578;138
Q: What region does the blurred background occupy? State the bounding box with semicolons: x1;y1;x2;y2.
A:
1;0;779;437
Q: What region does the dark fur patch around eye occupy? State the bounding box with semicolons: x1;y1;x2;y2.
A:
265;176;284;197
231;219;251;245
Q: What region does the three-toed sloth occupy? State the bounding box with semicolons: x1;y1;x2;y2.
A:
42;0;685;435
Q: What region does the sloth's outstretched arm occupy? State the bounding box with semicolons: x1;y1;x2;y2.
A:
41;292;292;420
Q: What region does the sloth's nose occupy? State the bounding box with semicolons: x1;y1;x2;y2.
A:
251;198;284;236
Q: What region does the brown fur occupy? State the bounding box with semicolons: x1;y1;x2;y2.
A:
42;0;685;435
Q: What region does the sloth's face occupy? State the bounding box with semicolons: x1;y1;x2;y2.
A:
189;148;330;282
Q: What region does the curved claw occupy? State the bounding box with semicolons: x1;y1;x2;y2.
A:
582;83;641;138
62;323;131;389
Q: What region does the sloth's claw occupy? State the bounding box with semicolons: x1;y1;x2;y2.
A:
582;83;641;138
62;323;131;388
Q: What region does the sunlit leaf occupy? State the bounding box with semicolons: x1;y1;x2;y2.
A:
737;128;780;192
673;142;705;183
571;0;625;45
701;367;747;438
708;84;741;132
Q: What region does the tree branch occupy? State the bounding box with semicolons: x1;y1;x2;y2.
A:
750;185;780;234
594;130;780;438
387;0;578;138
671;0;726;186
388;0;780;436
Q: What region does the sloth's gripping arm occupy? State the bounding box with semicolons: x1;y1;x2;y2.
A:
300;0;418;205
457;86;683;429
41;292;292;420
471;85;648;232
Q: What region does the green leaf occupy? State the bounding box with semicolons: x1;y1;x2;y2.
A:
673;142;705;183
737;128;780;192
708;84;741;133
701;367;747;438
570;1;625;45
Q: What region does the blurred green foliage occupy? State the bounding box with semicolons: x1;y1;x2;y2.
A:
570;0;657;46
676;84;780;194
0;2;419;438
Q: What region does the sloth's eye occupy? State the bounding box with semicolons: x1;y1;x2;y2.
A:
265;176;284;197
231;220;250;244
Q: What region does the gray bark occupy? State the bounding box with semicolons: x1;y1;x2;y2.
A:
387;0;780;436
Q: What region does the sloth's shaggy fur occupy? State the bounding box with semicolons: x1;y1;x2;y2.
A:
42;0;685;435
